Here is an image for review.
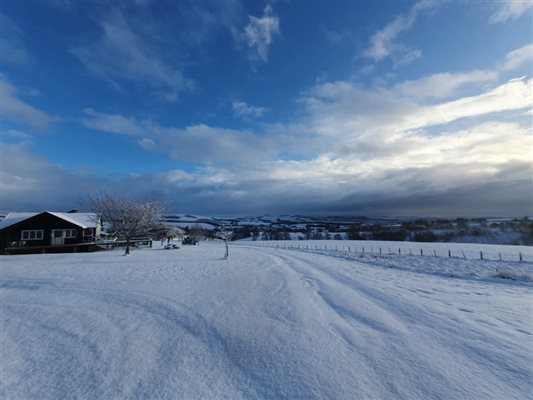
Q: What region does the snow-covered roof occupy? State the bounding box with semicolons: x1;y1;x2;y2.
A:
0;212;99;230
0;212;38;230
47;212;98;229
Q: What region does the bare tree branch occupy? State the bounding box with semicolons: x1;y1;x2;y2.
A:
88;192;164;255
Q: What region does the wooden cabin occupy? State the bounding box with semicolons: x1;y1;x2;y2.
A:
0;211;103;254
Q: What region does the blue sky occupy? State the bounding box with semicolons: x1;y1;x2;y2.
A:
1;0;532;216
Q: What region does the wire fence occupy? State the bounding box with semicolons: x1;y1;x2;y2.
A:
97;238;153;250
232;240;532;263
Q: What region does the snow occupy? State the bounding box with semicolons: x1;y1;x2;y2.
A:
166;222;217;230
47;212;98;229
0;212;38;229
247;239;533;262
1;242;532;399
288;232;304;240
238;241;533;284
0;212;98;230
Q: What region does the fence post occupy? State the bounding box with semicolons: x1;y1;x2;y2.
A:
480;251;483;260
499;252;502;261
398;248;401;255
448;249;451;258
433;249;437;257
362;247;365;254
421;249;423;256
348;246;351;252
379;247;382;254
519;252;523;262
462;250;466;259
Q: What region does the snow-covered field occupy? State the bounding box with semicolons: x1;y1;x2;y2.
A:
239;239;533;261
1;242;532;399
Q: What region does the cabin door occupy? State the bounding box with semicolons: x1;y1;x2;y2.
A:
51;229;65;245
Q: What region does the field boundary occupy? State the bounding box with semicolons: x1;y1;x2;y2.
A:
232;240;532;263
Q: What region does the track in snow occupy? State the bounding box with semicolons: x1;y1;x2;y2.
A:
1;244;532;399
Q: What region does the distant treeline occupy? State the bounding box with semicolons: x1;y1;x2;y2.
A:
213;217;533;246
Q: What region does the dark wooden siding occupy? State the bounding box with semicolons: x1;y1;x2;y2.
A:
0;213;85;250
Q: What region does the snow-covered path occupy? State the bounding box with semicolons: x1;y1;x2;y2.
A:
1;244;532;399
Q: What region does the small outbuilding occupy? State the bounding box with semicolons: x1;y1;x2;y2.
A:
0;211;103;254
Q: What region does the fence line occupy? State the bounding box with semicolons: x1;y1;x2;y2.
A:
97;238;153;250
230;241;530;263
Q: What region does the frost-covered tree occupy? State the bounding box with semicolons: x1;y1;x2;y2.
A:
165;226;184;243
89;192;164;255
216;226;233;259
188;224;205;241
151;224;184;244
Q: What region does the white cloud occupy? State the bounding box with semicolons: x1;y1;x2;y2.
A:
150;124;279;166
5;129;33;141
64;43;533;216
365;0;445;64
393;49;422;67
138;138;157;151
3;112;531;216
81;108;143;136
0;142;176;212
243;5;280;64
305;42;533;141
490;0;533;23
164;169;193;183
76;76;532;214
232;101;269;119
70;11;192;101
81;110;281;166
0;142;95;211
1;76;55;131
393;70;498;100
0;14;30;65
391;44;531;101
403;77;532;130
500;44;533;71
83;43;533;174
225;119;532;214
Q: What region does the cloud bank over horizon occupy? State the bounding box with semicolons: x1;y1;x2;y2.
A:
1;1;532;217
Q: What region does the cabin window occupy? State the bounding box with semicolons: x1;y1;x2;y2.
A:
21;230;44;240
51;229;78;239
65;229;78;238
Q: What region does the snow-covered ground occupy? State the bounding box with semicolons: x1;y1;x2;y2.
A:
242;239;533;261
237;240;533;282
1;242;532;399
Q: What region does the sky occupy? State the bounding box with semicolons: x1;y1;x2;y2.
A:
1;0;532;217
